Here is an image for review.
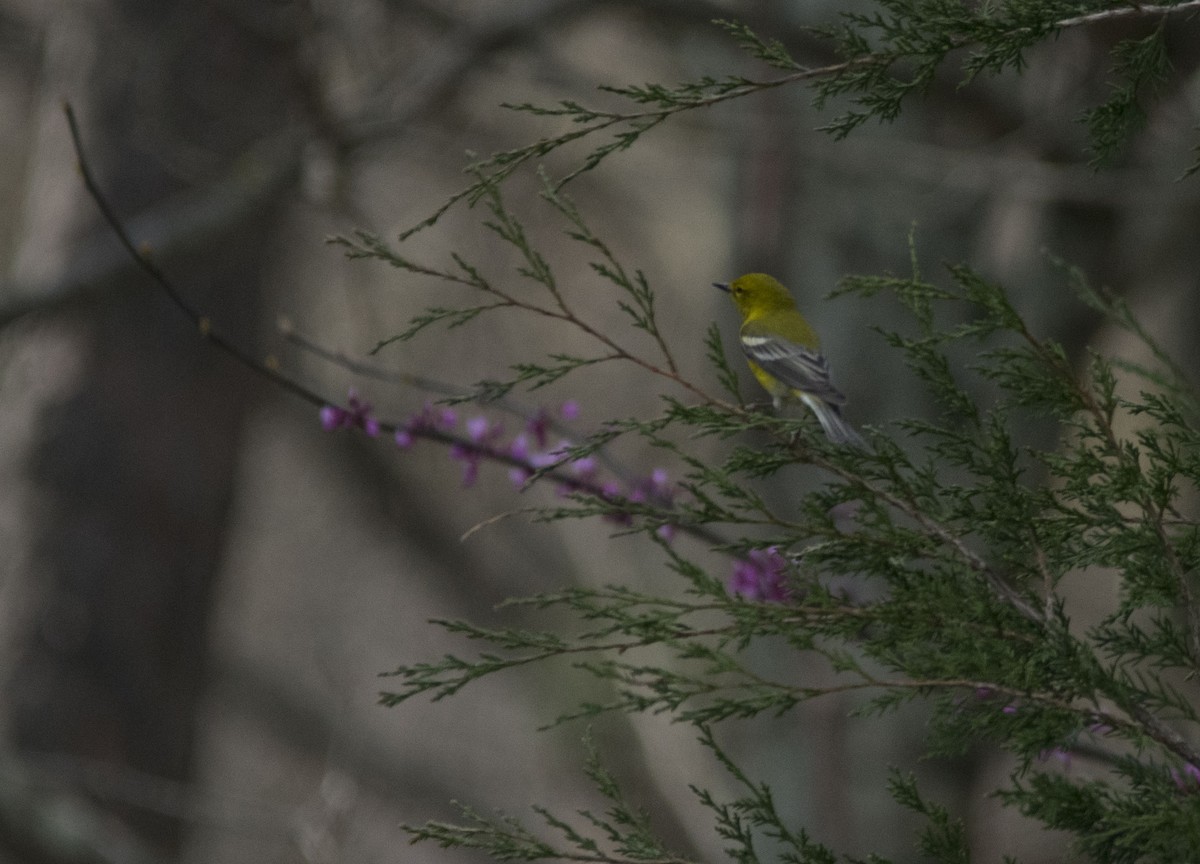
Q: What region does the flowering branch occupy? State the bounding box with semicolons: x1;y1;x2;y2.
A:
63;102;732;553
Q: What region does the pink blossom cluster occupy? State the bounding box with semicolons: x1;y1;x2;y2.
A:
319;389;381;437
318;391;675;519
727;546;791;603
393;402;459;449
319;389;804;600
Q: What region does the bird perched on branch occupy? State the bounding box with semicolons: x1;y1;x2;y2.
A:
715;273;865;448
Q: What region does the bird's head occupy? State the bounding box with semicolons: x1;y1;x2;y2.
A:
713;273;796;317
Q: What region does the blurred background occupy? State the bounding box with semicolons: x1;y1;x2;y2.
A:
1;1;1198;862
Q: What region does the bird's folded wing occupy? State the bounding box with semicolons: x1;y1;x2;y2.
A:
740;332;847;405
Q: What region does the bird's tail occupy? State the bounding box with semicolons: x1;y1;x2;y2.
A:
800;395;867;449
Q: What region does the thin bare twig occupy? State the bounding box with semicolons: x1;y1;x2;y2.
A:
63;104;318;406
1055;0;1200;28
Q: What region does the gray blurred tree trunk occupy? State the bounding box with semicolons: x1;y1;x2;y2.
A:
6;2;304;856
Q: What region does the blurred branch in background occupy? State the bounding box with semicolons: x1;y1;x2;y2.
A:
0;130;303;329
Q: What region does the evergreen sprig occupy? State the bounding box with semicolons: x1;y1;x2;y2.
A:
328;8;1200;862
372;228;1200;860
406;734;693;864
334;170;722;411
1082;21;1174;166
395;2;1198;240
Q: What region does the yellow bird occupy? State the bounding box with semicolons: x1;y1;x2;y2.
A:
715;273;865;448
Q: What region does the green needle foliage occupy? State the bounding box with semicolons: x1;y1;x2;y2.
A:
391;1;1199;240
362;200;1200;859
334;6;1200;863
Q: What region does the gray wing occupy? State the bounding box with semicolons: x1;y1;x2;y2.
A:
740;333;848;406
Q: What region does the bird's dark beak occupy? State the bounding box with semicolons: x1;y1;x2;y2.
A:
712;281;730;293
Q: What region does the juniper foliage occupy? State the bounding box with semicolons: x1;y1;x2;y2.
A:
388;1;1198;240
340;5;1200;862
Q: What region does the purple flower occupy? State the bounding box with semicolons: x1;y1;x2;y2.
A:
1173;763;1200;793
646;468;675;505
527;409;550;448
394;428;414;449
449;442;481;487
446;416;505;487
1038;747;1071;768
619;468;676;510
593;469;682;528
529;448;563;470
320;405;347;431
728;546;791;603
570;455;598;481
467;415;501;443
509;433;531;462
599;480;633;526
319;389;379;437
560;400;581;421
